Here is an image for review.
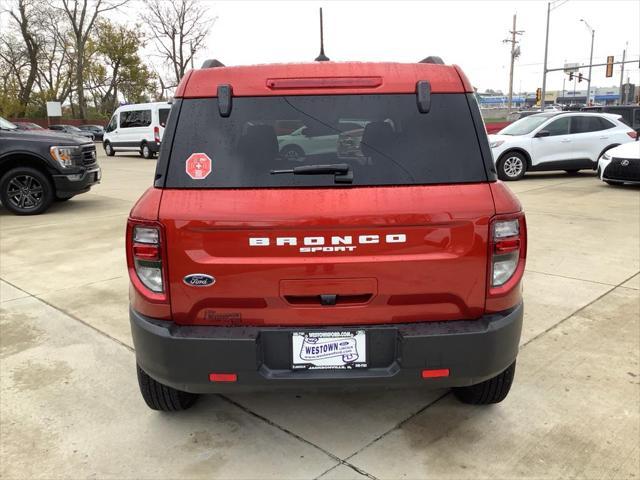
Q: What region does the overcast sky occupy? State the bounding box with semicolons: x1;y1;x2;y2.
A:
1;0;638;94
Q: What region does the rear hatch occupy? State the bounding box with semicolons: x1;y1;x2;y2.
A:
158;91;496;326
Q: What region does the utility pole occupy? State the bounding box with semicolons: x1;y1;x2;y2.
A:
541;1;568;111
619;43;627;105
503;14;524;111
580;19;595;105
541;2;551;111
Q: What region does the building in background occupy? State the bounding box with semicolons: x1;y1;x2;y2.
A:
479;85;637;109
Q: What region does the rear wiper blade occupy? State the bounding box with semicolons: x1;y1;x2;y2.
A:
270;163;353;183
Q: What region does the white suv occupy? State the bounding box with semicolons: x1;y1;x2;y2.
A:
488;112;637;180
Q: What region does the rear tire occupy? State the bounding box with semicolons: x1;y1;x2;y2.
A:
141;142;153;159
136;364;198;411
0;167;54;215
453;361;516;405
497;153;526;181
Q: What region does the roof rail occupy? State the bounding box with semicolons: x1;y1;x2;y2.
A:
419;56;444;65
201;59;225;69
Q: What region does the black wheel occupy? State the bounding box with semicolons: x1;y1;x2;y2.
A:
104;142;115;156
453;361;516;405
280;144;305;162
141;142;153;159
497;152;526;181
136;364;198;411
0;167;54;215
565;169;580;174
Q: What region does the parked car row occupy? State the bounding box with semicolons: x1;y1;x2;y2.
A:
2;102;639;217
488;111;638;184
13;121;105;141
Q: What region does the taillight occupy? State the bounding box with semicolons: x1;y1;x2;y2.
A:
627;131;638;140
127;220;167;299
488;213;527;296
154;126;161;143
492;219;520;287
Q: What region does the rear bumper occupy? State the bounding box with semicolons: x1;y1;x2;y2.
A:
130;303;523;393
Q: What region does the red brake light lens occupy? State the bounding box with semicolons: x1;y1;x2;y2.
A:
421;368;450;379
627;131;638;139
154;126;161;143
132;243;160;260
209;373;237;382
495;238;520;253
266;76;383;90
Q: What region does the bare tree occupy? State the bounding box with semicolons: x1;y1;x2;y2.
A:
141;0;214;88
36;8;74;106
6;0;42;116
58;0;128;119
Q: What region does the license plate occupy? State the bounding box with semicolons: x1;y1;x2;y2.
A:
291;331;367;370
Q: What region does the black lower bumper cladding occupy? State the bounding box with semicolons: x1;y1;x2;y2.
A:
130;303;524;393
52;167;101;196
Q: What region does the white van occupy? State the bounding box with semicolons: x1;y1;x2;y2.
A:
103;102;171;159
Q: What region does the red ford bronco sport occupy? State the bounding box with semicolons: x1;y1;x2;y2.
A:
127;58;526;411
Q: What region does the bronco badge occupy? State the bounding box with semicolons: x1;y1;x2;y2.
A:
183;274;215;287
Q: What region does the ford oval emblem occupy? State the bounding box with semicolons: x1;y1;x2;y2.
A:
183;274;216;287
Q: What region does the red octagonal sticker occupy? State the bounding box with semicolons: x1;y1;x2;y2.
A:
185;153;212;180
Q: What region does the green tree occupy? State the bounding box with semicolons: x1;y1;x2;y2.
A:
87;19;155;116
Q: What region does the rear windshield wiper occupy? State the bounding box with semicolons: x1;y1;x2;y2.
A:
270;163;353;184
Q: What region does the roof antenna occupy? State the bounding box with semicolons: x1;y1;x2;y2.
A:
314;8;330;62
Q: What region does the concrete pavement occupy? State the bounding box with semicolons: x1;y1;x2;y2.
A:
1;152;638;479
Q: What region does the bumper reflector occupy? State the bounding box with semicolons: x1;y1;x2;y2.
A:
209;373;237;382
421;368;450;379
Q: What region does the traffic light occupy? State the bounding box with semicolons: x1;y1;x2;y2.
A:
606;56;614;78
569;72;574;81
536;88;542;103
578;73;583;83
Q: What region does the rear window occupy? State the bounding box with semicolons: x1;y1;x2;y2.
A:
570;116;612;134
163;94;488;188
159;108;170;128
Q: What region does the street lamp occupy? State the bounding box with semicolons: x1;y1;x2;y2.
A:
580;19;595;106
540;0;568;111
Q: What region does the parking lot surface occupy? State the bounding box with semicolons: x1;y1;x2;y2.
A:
1;150;639;479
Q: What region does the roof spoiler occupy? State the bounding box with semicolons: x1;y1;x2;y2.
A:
201;59;225;68
419;56;444;65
